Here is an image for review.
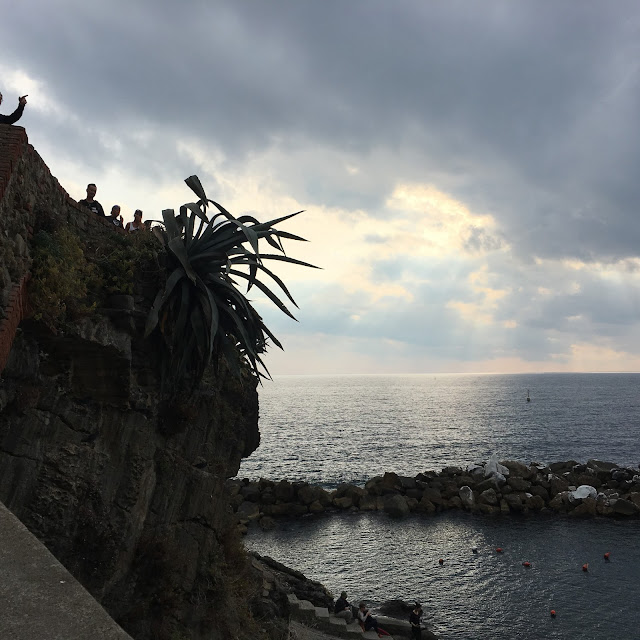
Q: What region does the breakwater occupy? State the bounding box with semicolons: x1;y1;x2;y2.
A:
230;457;640;531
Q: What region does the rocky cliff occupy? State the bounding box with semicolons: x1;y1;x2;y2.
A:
0;125;283;640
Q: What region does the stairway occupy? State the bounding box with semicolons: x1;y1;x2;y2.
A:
287;593;393;639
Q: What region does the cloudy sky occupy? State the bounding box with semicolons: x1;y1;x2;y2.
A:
2;0;640;374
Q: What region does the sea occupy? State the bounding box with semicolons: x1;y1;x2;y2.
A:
238;373;640;640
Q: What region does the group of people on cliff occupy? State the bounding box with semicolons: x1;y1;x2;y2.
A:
77;183;147;233
1;92;147;233
334;591;424;638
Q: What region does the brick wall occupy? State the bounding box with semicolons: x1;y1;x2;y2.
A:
0;124;126;374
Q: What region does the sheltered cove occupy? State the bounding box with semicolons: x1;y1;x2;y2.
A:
230;458;640;528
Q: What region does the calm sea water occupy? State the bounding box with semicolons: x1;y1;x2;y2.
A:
239;373;640;640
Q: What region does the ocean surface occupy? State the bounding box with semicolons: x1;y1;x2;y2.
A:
238;373;640;640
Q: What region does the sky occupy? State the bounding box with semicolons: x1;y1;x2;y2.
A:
2;0;640;375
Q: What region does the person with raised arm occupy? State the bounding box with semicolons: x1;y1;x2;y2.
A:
0;92;27;124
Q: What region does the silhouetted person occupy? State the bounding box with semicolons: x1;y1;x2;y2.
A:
78;183;105;217
108;205;124;227
125;209;144;233
0;92;27;124
410;603;423;639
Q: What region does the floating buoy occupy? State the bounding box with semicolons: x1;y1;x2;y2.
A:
550;610;556;618
604;552;611;561
471;547;478;554
496;547;503;553
438;558;444;565
582;563;589;572
522;561;531;568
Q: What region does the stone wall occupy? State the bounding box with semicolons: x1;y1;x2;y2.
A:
0;124;126;373
0;125;277;640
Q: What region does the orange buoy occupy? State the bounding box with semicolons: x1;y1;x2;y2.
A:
522;561;531;568
496;547;503;553
582;563;589;572
604;552;611;561
550;610;556;617
438;558;444;565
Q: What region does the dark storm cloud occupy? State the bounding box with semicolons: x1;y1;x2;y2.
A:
5;1;640;257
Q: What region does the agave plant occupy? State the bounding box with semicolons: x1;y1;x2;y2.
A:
145;175;317;388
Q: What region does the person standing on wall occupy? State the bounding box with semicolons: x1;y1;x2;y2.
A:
78;183;105;217
0;93;27;124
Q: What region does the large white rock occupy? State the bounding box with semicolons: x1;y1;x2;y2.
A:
571;485;597;500
484;453;510;478
459;486;475;508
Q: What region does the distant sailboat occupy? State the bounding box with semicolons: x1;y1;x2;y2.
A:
526;390;531;402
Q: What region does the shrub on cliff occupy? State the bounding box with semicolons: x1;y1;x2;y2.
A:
145;175;316;388
29;227;99;328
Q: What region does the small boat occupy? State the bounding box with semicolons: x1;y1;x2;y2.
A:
526;390;531;403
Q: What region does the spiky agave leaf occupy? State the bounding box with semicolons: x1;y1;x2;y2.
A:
146;175;317;387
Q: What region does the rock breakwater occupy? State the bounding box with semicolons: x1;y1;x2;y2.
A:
230;457;640;531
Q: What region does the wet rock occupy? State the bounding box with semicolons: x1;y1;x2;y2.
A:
526;495;546;511
613;498;639;516
459;486;475;508
259;516;276;530
383;494;410;518
507;476;531;491
501;460;532;479
479;488;498;506
359;495;378;511
274;480;295;502
237;501;261;520
333;496;353;509
569;497;597;516
504;493;523;512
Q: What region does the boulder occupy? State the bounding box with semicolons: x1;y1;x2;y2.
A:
308;500;325;514
484;453;509;477
504;493;523;512
501;460;532;479
499;498;510;513
459;486;475;508
423;487;443;505
240;483;261;502
333;496;353;509
571;485;597;501
476;476;504;493
549;492;569;512
479;488;499;506
528;485;550;501
237;501;260;520
569;498;596;517
613;499;639;516
479;503;501;515
549;475;570;496
358;495;378;511
259;516;276;530
274;480;295;502
383;494;410;518
417;497;436;513
525;495;546;511
507;477;531;491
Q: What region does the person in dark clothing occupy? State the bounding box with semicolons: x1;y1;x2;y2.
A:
0;92;27;124
107;205;123;227
410;603;423;639
78;183;105;217
334;591;353;623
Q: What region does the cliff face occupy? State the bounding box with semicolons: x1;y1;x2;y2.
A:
0;126;271;640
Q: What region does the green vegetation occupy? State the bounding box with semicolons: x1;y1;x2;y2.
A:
29;227;99;328
145;175;316;388
29;226;161;330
